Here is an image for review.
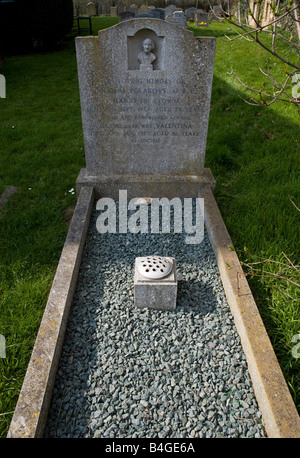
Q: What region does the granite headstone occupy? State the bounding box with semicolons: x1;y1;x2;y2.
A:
196;11;209;26
76;19;216;198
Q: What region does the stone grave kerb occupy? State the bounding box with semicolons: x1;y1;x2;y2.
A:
75;19;216;199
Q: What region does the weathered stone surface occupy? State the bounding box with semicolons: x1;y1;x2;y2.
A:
76;167;216;200
75;19;215;193
7;187;95;438
87;2;96;16
165;16;187;28
134;256;177;310
200;186;300;438
196;12;209;27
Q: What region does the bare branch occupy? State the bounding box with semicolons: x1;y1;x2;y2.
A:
227;28;300;70
258;64;297;99
224;31;253;42
262;29;300;57
280;289;299;302
234;4;299;30
242;252;300;269
289;197;300;212
227;5;300;35
225;5;300;71
282;252;298;271
243;269;300;288
221;0;300;110
228;68;300;106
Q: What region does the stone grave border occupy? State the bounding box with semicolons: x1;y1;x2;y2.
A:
7;179;300;438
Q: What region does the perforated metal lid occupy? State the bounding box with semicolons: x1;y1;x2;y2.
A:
137;256;173;280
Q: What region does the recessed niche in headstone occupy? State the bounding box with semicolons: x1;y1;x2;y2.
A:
127;28;164;71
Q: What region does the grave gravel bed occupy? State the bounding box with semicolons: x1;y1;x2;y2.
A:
45;206;266;438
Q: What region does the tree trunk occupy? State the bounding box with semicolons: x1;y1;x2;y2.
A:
294;0;300;42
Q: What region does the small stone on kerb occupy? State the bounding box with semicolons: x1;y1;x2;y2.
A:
134;197;152;205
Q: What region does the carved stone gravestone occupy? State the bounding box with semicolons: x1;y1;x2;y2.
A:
117;0;125;15
87;2;96;16
138;4;148;14
128;4;138;14
211;5;223;21
165;4;176;17
110;6;118;15
196;11;209;27
165;16;187;28
76;19;216;199
173;10;186;20
185;7;197;20
136;13;153;18
120;11;136;21
151;8;165;20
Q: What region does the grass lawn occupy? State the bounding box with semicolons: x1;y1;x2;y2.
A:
0;17;299;437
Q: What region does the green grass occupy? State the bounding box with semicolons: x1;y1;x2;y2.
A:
0;17;299;437
191;21;300;412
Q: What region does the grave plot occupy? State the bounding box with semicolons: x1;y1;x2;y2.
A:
7;19;300;438
44;207;267;438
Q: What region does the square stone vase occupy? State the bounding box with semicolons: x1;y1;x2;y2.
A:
134;257;177;310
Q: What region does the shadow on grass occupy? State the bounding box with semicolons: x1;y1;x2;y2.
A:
205;74;300;411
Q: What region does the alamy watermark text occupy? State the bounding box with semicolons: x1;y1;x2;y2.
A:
96;190;204;244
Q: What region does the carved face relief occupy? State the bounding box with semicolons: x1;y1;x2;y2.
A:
127;28;164;71
138;38;156;71
142;38;154;53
